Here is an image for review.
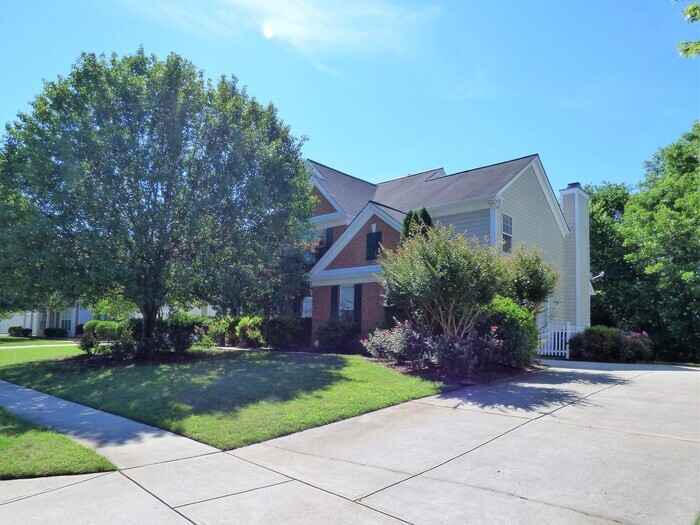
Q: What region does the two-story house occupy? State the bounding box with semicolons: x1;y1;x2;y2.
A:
306;154;591;347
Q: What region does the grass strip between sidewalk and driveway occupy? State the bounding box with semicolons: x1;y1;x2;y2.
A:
0;349;448;450
0;407;116;480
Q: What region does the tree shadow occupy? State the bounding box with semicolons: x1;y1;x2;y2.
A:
0;351;351;448
433;368;624;414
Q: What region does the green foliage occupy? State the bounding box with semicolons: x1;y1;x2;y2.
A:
262;316;302;348
400;208;433;240
315;320;359;353
94;321;120;341
679;2;700;56
619;122;699;361
20;328;32;338
7;326;22;337
362;321;425;364
503;245;559;314
585;182;640;326
85;290;137;320
380;224;505;338
1;48;313;355
477;296;538;368
569;326;653;363
43;328;67;338
166;312;210;353
78;332;100;355
83;320;100;334
236;316;265;347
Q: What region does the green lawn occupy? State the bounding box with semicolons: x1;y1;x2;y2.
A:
0;407;115;480
0;345;83;367
0;349;447;450
0;335;77;347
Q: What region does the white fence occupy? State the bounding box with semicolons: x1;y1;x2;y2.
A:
537;322;580;359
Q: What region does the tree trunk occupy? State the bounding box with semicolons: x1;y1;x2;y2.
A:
138;304;160;359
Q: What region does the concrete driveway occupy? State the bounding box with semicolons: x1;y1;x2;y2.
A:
1;360;698;524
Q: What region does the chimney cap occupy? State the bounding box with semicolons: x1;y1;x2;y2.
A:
567;182;582;189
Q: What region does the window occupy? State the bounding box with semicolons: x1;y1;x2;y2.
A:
502;214;513;253
301;297;312;318
339;285;355;322
366;231;382;260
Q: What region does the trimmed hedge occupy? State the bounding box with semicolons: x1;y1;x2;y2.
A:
44;327;68;338
20;328;32;337
7;326;23;337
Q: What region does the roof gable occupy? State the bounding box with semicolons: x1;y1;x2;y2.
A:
310;202;402;276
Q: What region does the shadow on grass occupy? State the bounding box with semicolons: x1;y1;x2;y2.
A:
432;368;626;415
0;351;350;448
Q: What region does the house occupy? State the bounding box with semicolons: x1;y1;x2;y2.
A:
0;305;93;338
305;154;591;345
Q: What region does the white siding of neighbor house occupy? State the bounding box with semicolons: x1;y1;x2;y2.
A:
434;209;491;244
500;166;567;325
0;313;26;333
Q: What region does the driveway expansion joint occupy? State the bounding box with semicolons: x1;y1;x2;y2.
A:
118;471;197;525
169;479;294;509
0;472;113;507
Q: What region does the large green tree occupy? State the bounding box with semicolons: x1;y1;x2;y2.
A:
678;2;700;57
619;122;699;361
1;50;312;354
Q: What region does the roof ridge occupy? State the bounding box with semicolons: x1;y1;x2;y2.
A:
307;159;377;187
376;167;444;185
444;154;538;178
367;200;406;214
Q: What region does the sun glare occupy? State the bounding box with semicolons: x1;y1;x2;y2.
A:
262;23;275;39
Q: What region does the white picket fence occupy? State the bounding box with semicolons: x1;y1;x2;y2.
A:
537;322;580;359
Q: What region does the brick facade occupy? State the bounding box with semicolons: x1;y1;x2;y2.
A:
311;282;386;344
311;285;332;345
312;186;338;216
327;215;400;270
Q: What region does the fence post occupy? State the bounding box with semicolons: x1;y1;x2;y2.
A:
565;321;571;359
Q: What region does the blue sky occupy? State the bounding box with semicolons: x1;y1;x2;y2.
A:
1;0;697;191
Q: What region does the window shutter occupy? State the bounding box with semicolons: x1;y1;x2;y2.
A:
330;286;338;321
354;284;362;328
326;227;334;247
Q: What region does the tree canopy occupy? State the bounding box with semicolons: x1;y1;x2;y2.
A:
679;2;700;57
0;49;313;352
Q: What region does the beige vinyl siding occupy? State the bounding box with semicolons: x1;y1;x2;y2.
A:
500;166;566;324
434;209;491;244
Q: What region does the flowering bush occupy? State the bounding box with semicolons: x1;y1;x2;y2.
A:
569;326;653;362
362;321;425;364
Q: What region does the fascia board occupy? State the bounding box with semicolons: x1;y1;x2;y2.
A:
309;265;382;286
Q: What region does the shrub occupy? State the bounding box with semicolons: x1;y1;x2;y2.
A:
20;328;32;337
44;327;68;338
8;325;22;337
476;296;538;368
206;317;230;346
83;320;101;334
75;323;84;335
117;318;168;354
362;321;425;364
569;326;654;363
236;316;265;347
167;312;210;353
316;320;359;353
621;331;654;362
79;332;100;355
95;321;120;341
262;316;302;348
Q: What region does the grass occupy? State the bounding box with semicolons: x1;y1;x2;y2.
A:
0;345;83;367
0;335;77;347
0;407;116;480
0;349;448;450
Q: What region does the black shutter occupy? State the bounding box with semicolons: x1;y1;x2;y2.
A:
330;286;338;321
354;284;362;328
326;227;334;247
366;231;383;260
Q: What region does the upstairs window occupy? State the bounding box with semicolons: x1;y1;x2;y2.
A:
366;231;383;260
502;214;513;253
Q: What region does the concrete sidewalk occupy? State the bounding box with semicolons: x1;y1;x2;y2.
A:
1;361;698;524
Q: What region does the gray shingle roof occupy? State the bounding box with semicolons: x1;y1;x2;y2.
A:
308;154;538;217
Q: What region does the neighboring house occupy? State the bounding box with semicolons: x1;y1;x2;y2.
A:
306;154;591;344
0;305;93;338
